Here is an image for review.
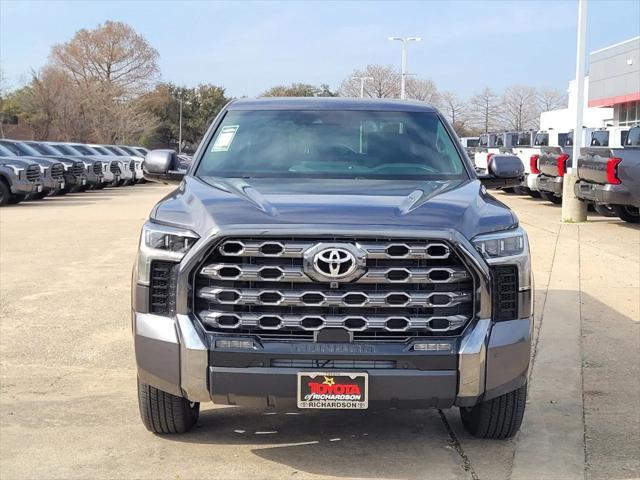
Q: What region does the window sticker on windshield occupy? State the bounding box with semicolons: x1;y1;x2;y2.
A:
212;125;239;152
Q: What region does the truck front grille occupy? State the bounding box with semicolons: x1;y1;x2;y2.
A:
110;162;121;175
129;160;135;171
51;163;64;179
72;162;84;176
26;165;41;182
93;163;102;174
194;237;475;342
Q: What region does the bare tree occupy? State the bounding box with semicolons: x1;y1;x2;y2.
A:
51;21;159;96
499;86;539;131
439;91;468;133
405;77;439;104
538;88;568;112
468;87;500;134
339;65;400;98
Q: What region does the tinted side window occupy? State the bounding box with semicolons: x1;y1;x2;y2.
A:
620;130;629;146
591;131;609;146
625;127;640;146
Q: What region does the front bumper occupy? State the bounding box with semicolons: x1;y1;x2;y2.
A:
11;178;43;195
42;176;65;192
133;312;532;408
85;170;104;186
64;173;87;187
537;174;563;196
574;181;635;206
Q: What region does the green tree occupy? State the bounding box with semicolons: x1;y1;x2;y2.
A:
137;83;229;150
261;83;336;97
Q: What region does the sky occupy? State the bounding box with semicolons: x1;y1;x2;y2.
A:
1;0;639;99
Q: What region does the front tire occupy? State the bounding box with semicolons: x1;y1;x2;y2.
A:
460;383;527;439
0;180;12;205
612;204;640;223
137;378;199;434
593;203;617;217
540;191;562;204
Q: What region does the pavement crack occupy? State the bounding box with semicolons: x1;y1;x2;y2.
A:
437;409;479;480
578;226;588;478
526;221;562;384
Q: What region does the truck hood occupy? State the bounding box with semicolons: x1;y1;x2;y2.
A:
151;176;517;239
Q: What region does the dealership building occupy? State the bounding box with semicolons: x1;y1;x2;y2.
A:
588;36;640;127
540;36;639;132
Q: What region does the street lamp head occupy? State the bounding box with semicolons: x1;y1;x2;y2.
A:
407;37;422;42
388;36;402;41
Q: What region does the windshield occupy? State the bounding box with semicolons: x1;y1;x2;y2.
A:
0;144;16;156
119;146;139;156
47;144;75;155
0;140;38;156
197;110;467;180
27;142;58;155
135;147;148;155
104;146;125;156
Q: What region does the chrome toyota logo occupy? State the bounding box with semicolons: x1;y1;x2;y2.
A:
303;243;366;283
314;248;356;278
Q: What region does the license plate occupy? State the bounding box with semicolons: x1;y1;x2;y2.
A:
60;181;65;189
297;372;368;409
81;179;86;186
36;185;43;193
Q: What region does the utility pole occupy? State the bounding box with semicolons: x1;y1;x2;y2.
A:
561;0;588;222
352;76;374;98
388;37;421;99
178;92;183;155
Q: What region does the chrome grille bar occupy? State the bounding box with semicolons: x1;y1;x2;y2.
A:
200;310;469;333
218;239;451;260
198;286;471;308
199;263;470;284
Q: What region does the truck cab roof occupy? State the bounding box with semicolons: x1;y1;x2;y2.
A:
227;97;439;112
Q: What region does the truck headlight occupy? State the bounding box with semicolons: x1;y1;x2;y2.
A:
5;165;24;177
136;221;199;285
473;227;532;321
472;229;525;258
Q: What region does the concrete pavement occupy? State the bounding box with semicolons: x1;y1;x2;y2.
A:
0;185;638;479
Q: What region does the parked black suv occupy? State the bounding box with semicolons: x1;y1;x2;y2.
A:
133;98;531;439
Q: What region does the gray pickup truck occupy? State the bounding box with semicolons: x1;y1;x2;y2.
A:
0;158;43;205
132;98;532;439
575;125;640;223
0;140;67;199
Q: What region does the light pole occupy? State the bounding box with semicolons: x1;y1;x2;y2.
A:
178;92;184;154
561;0;588;222
388;36;421;99
352;76;374;98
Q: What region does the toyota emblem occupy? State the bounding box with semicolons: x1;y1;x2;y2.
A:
314;248;356;278
303;243;366;283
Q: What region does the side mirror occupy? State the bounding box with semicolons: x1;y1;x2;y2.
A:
478;154;525;189
143;149;186;184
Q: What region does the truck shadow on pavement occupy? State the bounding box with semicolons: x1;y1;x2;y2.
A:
7;185;161;207
170;407;462;478
151;290;639;479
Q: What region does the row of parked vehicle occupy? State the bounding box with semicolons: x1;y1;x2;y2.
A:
461;125;640;223
0;140;151;205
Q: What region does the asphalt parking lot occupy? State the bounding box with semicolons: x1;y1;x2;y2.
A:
1;185;638;480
